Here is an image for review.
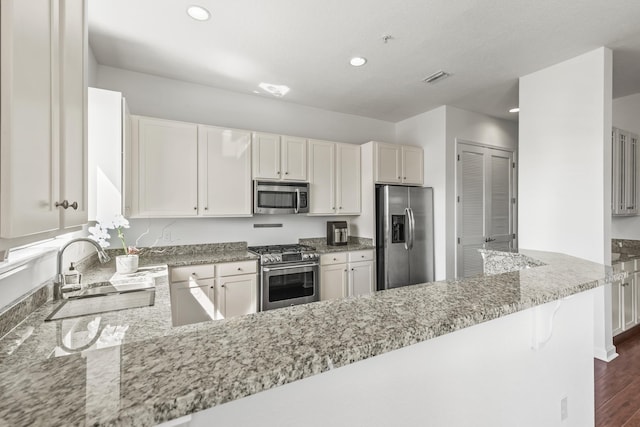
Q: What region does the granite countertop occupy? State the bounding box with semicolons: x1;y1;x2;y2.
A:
0;249;615;426
299;237;375;254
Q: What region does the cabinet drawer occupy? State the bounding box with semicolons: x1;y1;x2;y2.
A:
348;250;375;263
321;252;348;265
217;260;257;277
171;264;215;282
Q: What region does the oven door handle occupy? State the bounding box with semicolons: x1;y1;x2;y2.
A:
263;263;318;272
294;189;300;214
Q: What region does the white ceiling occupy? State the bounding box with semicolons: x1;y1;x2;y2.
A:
88;0;640;123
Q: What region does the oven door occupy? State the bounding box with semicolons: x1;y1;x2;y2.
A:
261;263;319;310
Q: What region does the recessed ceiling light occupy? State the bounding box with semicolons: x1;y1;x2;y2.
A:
509;107;520;113
350;57;367;67
187;5;210;21
258;82;290;97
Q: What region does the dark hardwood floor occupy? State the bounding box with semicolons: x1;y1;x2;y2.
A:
595;328;640;426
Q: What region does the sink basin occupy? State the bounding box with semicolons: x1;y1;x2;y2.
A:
45;290;155;321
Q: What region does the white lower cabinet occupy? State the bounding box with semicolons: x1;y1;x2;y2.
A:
215;274;258;319
170;265;216;327
170;260;257;326
612;260;639;336
320;250;375;301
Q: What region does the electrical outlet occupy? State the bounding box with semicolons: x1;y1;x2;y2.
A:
162;229;171;242
560;396;568;421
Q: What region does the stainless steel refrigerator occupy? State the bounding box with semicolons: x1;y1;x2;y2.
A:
376;185;435;290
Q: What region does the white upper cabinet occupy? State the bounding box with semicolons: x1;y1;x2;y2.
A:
374;142;424;186
308;140;336;214
336;143;361;215
309;140;361;215
281;136;308;181
128;117;254;218
131;117;199;217
252;132;281;180
401;145;424;185
198;125;252;216
252;132;308;181
612;127;638;216
374;142;402;184
1;0;88;240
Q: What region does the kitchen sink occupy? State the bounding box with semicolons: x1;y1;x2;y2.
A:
45;289;155;321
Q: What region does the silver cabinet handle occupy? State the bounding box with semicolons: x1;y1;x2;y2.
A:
55;200;78;210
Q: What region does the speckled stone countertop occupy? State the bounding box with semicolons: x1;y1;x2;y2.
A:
0;249;616;426
611;239;640;265
299;237;374;253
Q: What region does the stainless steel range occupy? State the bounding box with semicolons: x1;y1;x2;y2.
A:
248;244;319;311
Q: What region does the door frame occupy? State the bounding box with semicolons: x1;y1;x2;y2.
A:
454;138;518;279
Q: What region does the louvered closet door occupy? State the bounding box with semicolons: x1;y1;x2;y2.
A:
457;145;487;278
486;150;515;253
456;143;515;278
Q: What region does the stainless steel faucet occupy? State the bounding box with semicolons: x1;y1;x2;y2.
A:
54;238;111;300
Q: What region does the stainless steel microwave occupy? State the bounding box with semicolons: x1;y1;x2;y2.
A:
253;181;310;214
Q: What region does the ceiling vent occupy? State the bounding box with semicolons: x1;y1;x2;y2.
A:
422;70;450;84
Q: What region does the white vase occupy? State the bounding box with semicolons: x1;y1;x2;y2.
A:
116;254;139;274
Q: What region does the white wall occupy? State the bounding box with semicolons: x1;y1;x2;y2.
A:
185;290;596;427
445;106;518;278
519;47;614;361
519;47;612;265
123;215;356;248
395;106;517;280
612;93;640;239
395;107;447;280
95;65;396;144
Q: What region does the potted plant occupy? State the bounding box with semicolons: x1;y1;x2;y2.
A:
89;215;140;274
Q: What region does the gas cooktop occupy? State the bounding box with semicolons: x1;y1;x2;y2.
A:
248;244;318;265
248;244;316;255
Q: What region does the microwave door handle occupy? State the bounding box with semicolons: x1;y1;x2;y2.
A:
295;189;300;214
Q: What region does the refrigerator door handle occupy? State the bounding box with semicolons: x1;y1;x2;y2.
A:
404;208;411;250
408;207;416;250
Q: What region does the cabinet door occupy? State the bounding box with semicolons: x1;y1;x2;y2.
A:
308;140;336;214
133;117;198;217
336;143;361;215
217;274;258;319
350;261;374;297
170;278;216;327
59;0;88;230
1;0;60;237
199;126;252;216
402;145;424;185
282;136;308;181
623;276;635;330
320;263;348;301
252;132;281;179
612;280;623;336
375;142;401;184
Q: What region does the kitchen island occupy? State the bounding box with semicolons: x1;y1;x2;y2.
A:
0;249;618;426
